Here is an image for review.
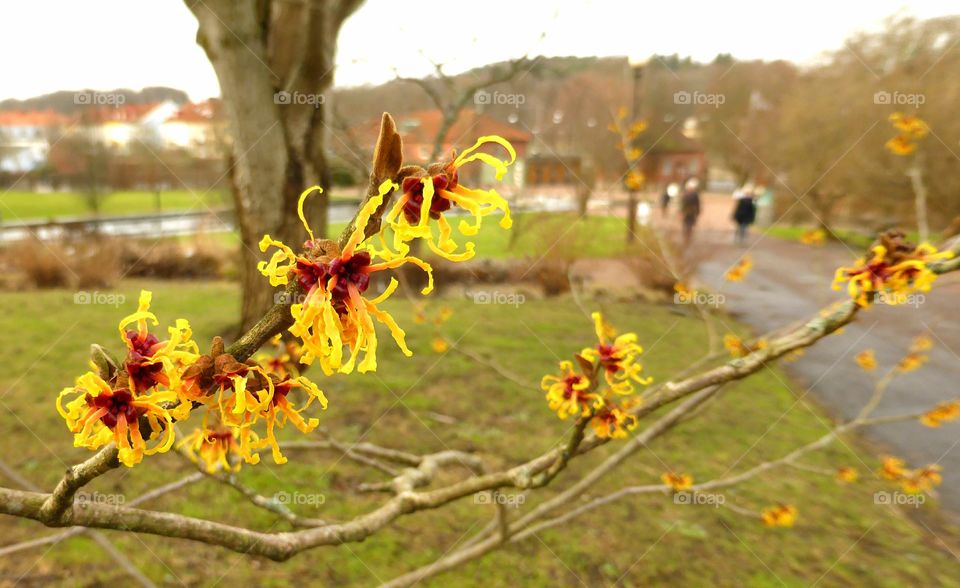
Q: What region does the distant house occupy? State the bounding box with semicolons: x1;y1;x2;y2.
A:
158;99;225;158
77;101;179;149
638;131;707;188
525;154;582;186
353;109;532;188
0;109;71;173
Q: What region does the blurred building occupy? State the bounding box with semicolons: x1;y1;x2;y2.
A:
639;131;707;188
0;100;227;189
158;99;225;158
0;109;71;173
77;101;180;150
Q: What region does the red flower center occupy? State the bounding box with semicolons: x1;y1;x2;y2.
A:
597;344;622;373
206;430;234;447
562;375;584;399
124;330;164;392
294;252;372;315
126;331;160;357
296;259;328;292
401;173;457;224
327;252;372;312
86;388;144;429
270;381;293;406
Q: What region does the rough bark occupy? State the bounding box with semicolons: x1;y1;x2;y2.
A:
186;0;364;330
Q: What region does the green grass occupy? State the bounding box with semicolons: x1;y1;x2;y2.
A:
0;281;957;586
766;224;940;250
365;211;632;261
0;190;231;221
0;190;357;222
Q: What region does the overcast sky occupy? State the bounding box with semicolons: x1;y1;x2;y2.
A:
2;1;956;101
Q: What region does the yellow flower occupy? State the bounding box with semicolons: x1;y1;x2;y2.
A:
724;255;753;281
627;147;643;161
724;334;748;357
900;464;942;494
542;360;601;419
896;352;927;374
383;136;516;262
179;424;243;473
885;134;918;155
661;472;694;492
782;348;804;363
624;170;644;190
627;120;648;138
674;282;696;304
855;350;877;372
920;400;960;428
57;372;177;467
836;467;859;483
431;337;449;353
436;306;453;324
589;404;638;439
259;182;433;374
832;230;953;307
580;312;652;395
118;290;199;396
800;228;826;246
761;504;798;528
723;334;766;358
879;455;907;480
226;375;328;465
910;334;933;352
889;112;929;139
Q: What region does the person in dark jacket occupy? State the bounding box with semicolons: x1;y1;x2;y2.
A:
680;178;701;246
660;182;679;219
731;184;757;245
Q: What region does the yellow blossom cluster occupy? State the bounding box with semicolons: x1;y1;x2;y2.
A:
541;312;652;439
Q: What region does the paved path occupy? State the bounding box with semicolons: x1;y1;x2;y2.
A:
685;200;960;513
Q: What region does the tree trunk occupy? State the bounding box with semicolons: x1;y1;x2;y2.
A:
187;0;363;331
908;157;929;242
625;189;637;242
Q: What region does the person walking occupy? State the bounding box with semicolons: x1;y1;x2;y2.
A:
679;177;701;246
732;183;757;245
660;182;679;219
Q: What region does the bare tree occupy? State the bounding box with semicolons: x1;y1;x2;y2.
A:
397;57;538;161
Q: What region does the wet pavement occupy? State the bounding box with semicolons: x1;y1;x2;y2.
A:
692;222;960;514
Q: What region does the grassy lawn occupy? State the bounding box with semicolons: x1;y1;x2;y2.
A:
0;190;357;222
0;190;231;221
0;281;956;586
190;211;631;260
765;224;940;250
